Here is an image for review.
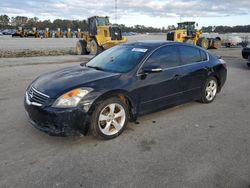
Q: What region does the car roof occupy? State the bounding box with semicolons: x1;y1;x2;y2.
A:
124;40;201;50
124;40;173;48
122;40;209;53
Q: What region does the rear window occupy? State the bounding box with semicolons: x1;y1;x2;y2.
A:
179;46;202;64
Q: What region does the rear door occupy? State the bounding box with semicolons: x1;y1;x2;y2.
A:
137;45;183;114
178;45;209;101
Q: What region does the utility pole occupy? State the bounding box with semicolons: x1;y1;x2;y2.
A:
115;0;117;23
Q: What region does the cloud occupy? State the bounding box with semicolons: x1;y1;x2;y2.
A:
0;0;250;21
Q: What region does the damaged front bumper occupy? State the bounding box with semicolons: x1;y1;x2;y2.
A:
24;101;90;136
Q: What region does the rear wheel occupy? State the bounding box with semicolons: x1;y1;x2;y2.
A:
200;77;218;103
197;37;209;49
75;40;87;55
89;40;103;55
90;97;128;139
211;39;221;49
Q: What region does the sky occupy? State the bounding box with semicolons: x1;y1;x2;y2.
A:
1;0;250;28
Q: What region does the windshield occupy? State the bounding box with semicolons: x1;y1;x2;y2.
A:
86;45;149;73
96;18;109;26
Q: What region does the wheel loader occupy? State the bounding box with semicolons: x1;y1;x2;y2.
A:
12;27;27;37
55;28;64;38
66;28;73;38
75;16;127;55
167;22;221;49
27;27;40;38
44;28;52;38
76;28;83;38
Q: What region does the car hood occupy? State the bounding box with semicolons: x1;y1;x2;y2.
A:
32;65;120;98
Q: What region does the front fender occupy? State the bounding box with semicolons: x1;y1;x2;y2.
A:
84;89;138;121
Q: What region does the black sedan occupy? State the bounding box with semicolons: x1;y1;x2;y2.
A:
242;43;250;67
24;41;227;139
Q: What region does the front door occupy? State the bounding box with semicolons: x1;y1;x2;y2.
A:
136;45;183;114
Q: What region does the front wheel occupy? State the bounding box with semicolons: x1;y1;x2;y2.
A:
75;40;87;55
247;63;250;68
247;55;250;68
197;37;209;49
90;97;128;139
200;77;218;103
89;40;103;55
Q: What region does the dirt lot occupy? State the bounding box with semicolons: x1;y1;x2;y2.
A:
0;34;165;58
0;48;250;187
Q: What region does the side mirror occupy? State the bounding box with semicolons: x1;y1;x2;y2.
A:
141;64;163;74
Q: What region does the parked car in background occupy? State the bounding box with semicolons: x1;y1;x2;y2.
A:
224;35;242;47
242;43;250;67
24;41;227;139
2;29;15;35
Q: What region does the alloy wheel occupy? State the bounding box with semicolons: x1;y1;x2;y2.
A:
205;80;217;101
98;103;126;136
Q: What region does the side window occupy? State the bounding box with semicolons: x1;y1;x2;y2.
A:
179;46;202;65
144;45;180;69
200;50;208;61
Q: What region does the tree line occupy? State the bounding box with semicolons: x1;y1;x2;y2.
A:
201;25;250;33
0;14;165;32
0;14;250;33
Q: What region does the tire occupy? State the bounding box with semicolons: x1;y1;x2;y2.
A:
211;39;221;49
75;40;87;55
89;40;103;55
226;43;231;48
90;97;129;139
200;77;218;103
197;37;209;49
247;55;250;68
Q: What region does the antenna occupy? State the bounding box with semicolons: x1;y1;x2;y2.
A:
115;0;117;22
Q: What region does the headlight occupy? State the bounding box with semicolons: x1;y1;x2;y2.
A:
52;88;93;108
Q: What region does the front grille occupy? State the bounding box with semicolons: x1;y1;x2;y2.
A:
109;27;122;40
28;87;49;105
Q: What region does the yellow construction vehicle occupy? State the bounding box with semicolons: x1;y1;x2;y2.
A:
12;27;27;37
76;16;127;55
66;28;73;38
27;27;40;38
55;28;63;38
76;28;83;38
44;28;51;38
167;22;221;49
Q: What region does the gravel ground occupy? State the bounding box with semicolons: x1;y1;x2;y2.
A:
0;48;249;187
0;34;165;58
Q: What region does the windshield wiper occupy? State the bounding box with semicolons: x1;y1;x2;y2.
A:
86;65;104;71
